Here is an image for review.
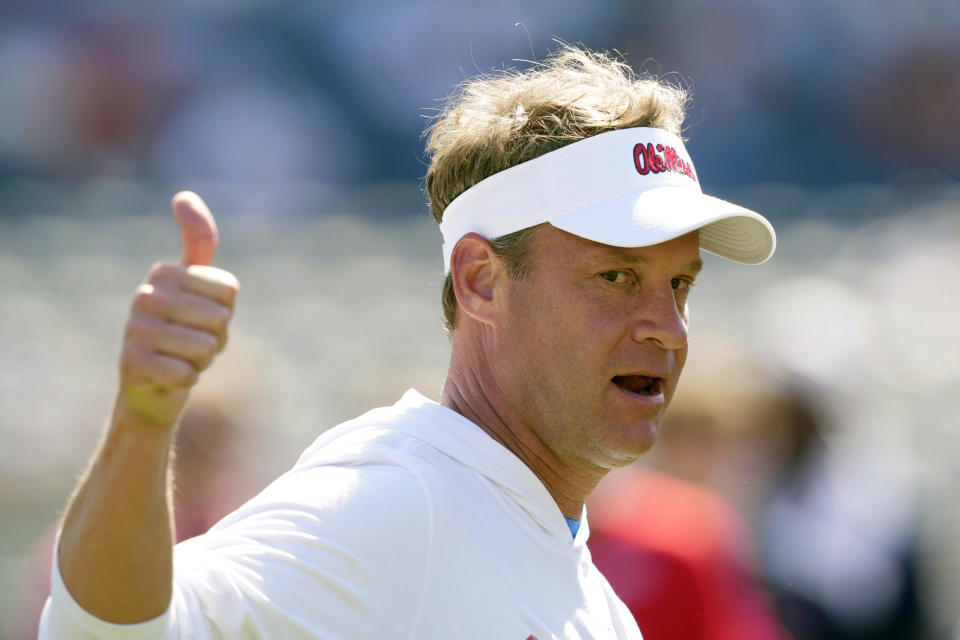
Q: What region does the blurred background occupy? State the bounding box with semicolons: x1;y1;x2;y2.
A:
1;1;958;638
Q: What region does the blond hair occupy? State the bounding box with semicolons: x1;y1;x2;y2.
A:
424;44;690;331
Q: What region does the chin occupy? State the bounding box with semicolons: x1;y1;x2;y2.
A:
599;421;661;468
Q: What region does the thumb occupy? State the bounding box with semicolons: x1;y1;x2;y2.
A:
172;191;218;266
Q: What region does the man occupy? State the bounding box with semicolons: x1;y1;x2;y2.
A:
41;45;775;639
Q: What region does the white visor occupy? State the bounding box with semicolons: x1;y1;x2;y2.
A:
439;127;775;273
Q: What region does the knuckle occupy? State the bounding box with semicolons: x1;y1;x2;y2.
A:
132;283;153;303
148;261;182;283
224;283;240;307
208;269;241;305
124;318;147;341
148;261;170;278
131;284;163;311
211;306;231;333
197;333;218;362
225;273;241;296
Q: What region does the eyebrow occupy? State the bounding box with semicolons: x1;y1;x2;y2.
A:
598;248;704;275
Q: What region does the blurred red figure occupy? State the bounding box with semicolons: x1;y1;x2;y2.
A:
588;467;785;640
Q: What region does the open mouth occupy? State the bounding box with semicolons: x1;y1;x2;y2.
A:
612;374;663;396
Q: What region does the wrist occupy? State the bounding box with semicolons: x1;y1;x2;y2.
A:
110;393;181;447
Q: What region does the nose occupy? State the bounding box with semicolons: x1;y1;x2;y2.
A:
629;285;689;351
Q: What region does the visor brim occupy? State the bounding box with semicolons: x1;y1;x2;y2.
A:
549;187;776;265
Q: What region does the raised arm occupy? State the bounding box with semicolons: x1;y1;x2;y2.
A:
56;192;239;623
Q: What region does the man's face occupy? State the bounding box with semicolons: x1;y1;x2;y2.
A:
492;225;702;473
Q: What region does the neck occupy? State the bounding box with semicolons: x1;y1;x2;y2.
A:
441;338;606;521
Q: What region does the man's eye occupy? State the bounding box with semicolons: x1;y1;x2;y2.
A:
600;271;633;285
671;278;696;295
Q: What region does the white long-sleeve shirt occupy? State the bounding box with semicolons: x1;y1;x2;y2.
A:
41;389;643;639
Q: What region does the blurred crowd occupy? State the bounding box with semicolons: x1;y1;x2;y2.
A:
0;0;958;210
1;2;959;639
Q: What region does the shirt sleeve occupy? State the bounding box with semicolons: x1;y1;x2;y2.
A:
39;542;176;640
40;459;433;640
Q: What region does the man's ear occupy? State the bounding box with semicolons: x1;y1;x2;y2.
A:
449;233;507;326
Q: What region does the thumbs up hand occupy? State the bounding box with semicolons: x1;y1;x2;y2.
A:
118;192;240;428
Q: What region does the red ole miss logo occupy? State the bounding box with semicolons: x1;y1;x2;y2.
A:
633;142;698;182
